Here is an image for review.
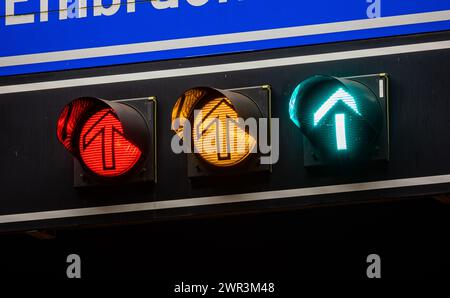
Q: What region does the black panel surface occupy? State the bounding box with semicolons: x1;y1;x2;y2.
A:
1;31;449;232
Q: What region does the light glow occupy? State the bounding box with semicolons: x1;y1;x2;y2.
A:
289;84;301;128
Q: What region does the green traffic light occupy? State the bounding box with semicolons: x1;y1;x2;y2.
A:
289;74;388;166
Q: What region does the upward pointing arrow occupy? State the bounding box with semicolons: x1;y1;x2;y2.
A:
314;88;361;126
197;98;236;160
82;110;124;170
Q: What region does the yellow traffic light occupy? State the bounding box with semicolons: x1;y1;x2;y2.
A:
171;86;271;177
192;96;257;167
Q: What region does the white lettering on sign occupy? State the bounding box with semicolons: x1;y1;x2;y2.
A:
6;0;34;25
186;0;209;7
127;0;135;13
5;0;231;26
93;0;121;17
40;0;48;22
151;0;179;9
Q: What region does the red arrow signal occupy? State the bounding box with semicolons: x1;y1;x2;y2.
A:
79;108;142;177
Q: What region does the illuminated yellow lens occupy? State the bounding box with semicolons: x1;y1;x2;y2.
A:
192;97;257;167
171;88;207;137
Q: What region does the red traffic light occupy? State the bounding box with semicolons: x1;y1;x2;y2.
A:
78;108;142;177
57;97;154;184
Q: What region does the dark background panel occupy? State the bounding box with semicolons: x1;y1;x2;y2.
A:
0;32;450;231
0;198;448;281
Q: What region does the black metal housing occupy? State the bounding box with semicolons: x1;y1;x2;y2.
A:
298;74;390;167
64;97;157;187
181;86;272;178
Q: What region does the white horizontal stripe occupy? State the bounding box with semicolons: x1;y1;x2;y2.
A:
1;39;450;95
0;10;450;68
0;174;449;224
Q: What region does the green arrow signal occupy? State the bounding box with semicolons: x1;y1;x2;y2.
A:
313;88;362;151
313;88;361;126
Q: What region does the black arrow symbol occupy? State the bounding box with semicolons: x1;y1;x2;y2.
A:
82;110;126;171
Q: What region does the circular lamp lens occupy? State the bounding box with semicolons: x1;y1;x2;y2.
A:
290;76;383;159
78;108;142;177
192;97;257;167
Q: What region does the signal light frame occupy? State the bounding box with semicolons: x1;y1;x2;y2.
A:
289;73;389;167
171;85;272;178
57;96;157;187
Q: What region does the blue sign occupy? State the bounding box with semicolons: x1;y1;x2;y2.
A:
1;0;450;76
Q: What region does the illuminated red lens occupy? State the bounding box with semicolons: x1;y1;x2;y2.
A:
78;108;142;177
57;98;94;153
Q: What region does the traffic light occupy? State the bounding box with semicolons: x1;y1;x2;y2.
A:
56;96;156;186
289;74;389;166
171;86;271;177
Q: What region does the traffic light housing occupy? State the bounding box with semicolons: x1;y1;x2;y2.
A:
171;86;271;177
289;74;389;167
56;96;156;186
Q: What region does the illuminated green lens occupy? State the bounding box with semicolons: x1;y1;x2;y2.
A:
289;75;384;163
